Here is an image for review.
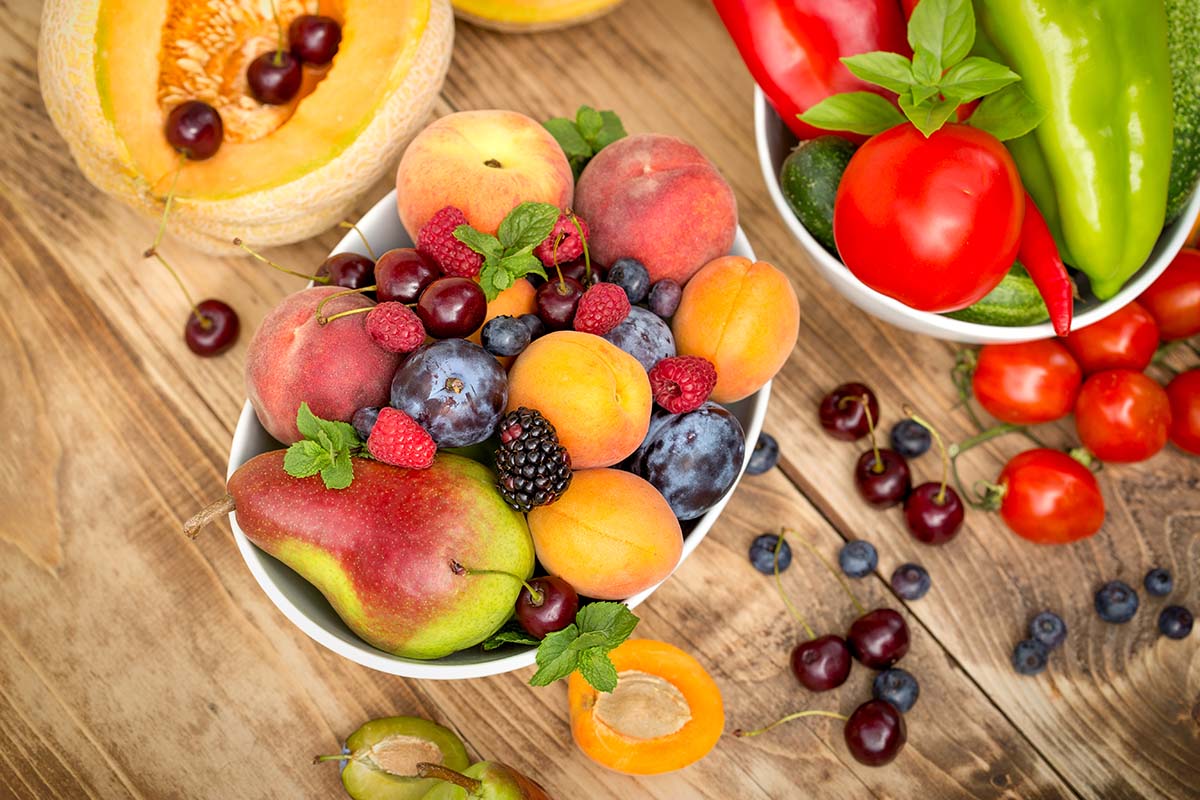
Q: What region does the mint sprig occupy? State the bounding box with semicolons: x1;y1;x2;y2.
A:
481;626;541;651
283;403;368;489
543;105;627;178
453;202;560;301
528;602;639;693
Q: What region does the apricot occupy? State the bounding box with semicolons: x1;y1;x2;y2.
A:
574;133;737;285
673;256;800;403
527;469;681;600
569;639;724;775
506;331;651;468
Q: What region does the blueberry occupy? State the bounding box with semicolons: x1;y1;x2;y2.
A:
1028;611;1067;650
648;279;682;318
1143;567;1173;597
1158;606;1193;639
889;419;931;458
1094;580;1139;624
602;307;676;371
1011;639;1049;676
607;258;651;304
891;563;930;600
351;406;381;440
839;540;878;578
480;315;531;357
749;533;791;575
517;313;545;341
746;433;780;475
872;668;919;713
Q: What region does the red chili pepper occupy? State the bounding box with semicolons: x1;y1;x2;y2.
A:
712;0;911;141
1019;192;1074;336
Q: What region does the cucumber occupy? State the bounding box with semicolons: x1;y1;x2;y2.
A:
944;264;1051;327
1166;0;1200;222
780;136;856;253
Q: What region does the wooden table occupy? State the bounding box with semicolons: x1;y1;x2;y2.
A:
3;1;1198;797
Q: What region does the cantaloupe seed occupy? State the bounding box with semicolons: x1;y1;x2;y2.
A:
365;734;443;776
592;670;692;740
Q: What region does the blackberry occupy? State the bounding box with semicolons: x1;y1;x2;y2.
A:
494;407;572;512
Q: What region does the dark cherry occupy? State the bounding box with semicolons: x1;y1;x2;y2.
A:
515;576;579;639
790;634;852;692
376;248;441;303
416;277;487;339
247;51;302;105
289;14;342;65
903;482;964;545
847;608;910;669
317;252;375;290
165;100;223;160
535;276;584;330
525;260;604;290
844;700;907;766
818;382;879;441
853;448;912;508
185;299;239;356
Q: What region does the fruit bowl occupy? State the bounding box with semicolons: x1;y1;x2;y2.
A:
755;87;1200;344
226;189;769;679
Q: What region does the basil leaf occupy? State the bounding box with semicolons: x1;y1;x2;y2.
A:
908;0;975;74
497;202;560;251
967;83;1048;141
800;92;906;136
899;94;959;137
841;52;917;95
938;57;1021;104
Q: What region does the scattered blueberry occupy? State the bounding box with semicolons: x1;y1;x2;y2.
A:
1028;611;1067;651
1011;639;1049;676
351;406;381;440
648;279;682;318
480;315;531;357
606;258;651;304
1158;606;1193;639
749;533;792;575
891;563;930;600
839;540;878;578
872;668;919;713
517;312;545;341
746;433;780;475
1143;567;1173;597
1094;581;1139;624
889;419;931;458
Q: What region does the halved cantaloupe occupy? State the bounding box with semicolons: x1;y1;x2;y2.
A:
38;0;454;252
452;0;624;32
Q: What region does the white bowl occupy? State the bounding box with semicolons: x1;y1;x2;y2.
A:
755;87;1200;344
226;189;769;679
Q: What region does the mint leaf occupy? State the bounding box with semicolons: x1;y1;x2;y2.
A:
899;94;959;137
317;417;361;453
577;602;639;647
295;402;322;440
283;440;326;478
800;92;906;136
908;0;975;76
453;225;503;261
543;117;591;160
528;603;639;692
320;448;354;490
529;624;581;686
938;57;1020;104
841;52;917;95
497;202;560;251
498;250;547;281
578;649;619;693
594;111;627;150
288;404;360;488
967;83;1047;141
576;105;604;145
482;628;540;650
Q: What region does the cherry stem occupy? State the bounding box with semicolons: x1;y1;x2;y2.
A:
183;494;235;539
772;529;816;640
904;408;949;505
152;155;185;252
314;286;376;323
569;211;592;284
338;221;378;261
416;763;482;793
784;527;866;616
321;306;371;325
861;393;883;473
144;156;209;329
312;753;349;764
269;0;285;65
234;238;330;283
451;562;541;602
733;710;849;738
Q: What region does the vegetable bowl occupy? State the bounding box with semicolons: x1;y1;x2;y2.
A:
755;88;1200;345
225;189;770;679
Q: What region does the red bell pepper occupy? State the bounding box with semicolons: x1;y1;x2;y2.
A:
712;0;911;141
1019;192;1074;336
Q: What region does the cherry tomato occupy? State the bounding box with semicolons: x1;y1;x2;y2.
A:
834;123;1023;312
1138;248;1200;340
1166;369;1200;455
972;340;1082;424
996;449;1104;544
1062;301;1160;374
1075;370;1172;463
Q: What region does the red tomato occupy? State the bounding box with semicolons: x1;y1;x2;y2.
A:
973;340;1082;424
1075;370;1172;462
997;449;1104;544
1062;301;1160;374
833;123;1024;312
1166;369;1200;455
1138;248;1200;340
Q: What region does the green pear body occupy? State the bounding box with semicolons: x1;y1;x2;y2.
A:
418;762;553;800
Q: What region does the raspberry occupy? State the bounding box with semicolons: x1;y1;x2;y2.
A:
366;302;425;353
417;207;484;277
367;408;436;468
534;213;589;267
648;356;717;413
573;283;630;335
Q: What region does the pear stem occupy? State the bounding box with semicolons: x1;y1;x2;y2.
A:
183;494;236;539
234;238;329;283
416;763;482;792
451;562;541;602
338;221;378;261
733;710;849;738
312;753;349;764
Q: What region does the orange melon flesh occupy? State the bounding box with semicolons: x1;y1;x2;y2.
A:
96;0;430;200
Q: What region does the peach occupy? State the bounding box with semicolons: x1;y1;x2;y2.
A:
396;110;574;239
573;133;737;285
672;256;800;403
245;286;402;444
528;469;682;600
506;331;651;468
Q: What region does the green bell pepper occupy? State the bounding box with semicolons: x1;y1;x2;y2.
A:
973;0;1174;299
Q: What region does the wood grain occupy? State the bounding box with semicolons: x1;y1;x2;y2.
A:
1;0;1197;798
